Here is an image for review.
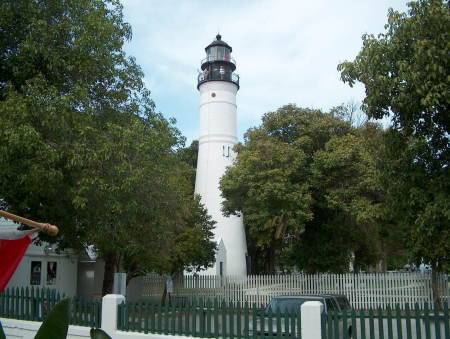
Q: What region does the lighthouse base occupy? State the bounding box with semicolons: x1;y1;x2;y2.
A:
189;235;247;277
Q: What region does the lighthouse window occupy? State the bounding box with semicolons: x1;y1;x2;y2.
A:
217;47;224;60
224;49;230;61
208;46;228;61
223;145;230;157
209;47;217;60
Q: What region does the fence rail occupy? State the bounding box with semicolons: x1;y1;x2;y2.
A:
142;273;449;310
0;287;101;328
324;302;450;339
118;299;449;339
118;298;301;338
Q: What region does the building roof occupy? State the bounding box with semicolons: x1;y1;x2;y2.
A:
0;217;19;231
205;34;232;52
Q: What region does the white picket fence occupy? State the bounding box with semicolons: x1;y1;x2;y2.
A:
142;272;449;310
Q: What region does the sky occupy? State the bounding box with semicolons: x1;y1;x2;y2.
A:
121;0;409;144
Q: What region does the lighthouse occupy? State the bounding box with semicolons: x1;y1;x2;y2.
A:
195;35;247;276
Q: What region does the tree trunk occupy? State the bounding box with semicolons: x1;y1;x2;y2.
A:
268;245;276;274
126;273;135;286
173;271;183;290
161;284;167;305
431;267;442;310
102;252;117;296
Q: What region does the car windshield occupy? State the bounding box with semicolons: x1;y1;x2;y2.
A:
335;296;351;311
325;298;338;312
264;299;306;315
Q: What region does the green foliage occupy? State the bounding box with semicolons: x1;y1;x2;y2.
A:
0;320;5;339
379;130;450;272
0;0;216;294
178;140;199;170
0;0;145;247
221;105;387;273
169;195;217;273
34;298;70;339
177;140;199;191
338;0;449;272
338;0;449;146
90;328;112;339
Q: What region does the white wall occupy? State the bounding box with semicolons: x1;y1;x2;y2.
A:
195;80;248;277
1;318;196;339
77;259;105;299
1;318;91;339
7;243;78;297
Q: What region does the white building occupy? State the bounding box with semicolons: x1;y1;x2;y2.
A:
1;217;78;297
195;35;248;277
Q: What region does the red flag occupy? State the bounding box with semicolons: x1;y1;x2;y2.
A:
0;229;36;292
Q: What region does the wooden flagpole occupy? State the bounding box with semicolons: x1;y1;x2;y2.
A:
0;210;59;236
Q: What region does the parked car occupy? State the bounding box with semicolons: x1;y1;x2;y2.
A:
249;295;352;338
326;294;352;312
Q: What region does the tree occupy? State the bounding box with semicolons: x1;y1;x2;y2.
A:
70;111;179;294
338;0;449;148
221;105;386;273
165;195;217;274
0;0;145;247
338;0;449;302
177;140;199;191
0;0;216;295
330;100;368;128
378;129;449;302
221;129;312;273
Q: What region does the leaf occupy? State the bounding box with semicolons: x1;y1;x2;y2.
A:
90;328;112;339
0;320;6;339
34;298;70;339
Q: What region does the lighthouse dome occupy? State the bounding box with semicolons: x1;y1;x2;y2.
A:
205;34;232;52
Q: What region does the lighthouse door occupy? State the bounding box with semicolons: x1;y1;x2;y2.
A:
216;239;227;277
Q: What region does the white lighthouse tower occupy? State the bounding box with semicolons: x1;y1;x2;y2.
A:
195;35;247;277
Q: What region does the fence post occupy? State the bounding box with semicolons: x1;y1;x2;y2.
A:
101;294;125;335
301;301;323;339
113;273;127;296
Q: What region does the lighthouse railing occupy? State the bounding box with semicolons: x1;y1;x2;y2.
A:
197;71;240;88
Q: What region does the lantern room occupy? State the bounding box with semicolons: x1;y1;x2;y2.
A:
198;34;240;89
